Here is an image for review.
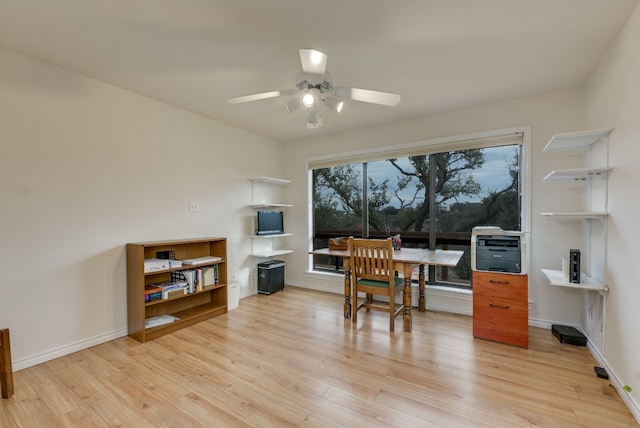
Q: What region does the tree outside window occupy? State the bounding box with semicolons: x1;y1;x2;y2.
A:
312;144;521;288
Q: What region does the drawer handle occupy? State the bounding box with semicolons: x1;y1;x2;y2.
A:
489;279;509;285
490;303;510;309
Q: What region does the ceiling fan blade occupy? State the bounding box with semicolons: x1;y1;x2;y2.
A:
299;49;327;75
228;89;296;104
333;87;401;107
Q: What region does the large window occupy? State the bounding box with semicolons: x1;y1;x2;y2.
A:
311;132;524;288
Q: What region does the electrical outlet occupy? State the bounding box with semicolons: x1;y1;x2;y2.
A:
189;201;200;212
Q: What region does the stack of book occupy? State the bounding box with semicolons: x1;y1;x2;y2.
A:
170;265;220;293
147;281;188;299
144;284;163;302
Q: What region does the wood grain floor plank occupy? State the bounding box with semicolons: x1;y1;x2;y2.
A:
0;286;637;427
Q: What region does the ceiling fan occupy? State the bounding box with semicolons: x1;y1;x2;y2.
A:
228;49;401;129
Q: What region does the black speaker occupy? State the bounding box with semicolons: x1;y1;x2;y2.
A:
569;249;581;283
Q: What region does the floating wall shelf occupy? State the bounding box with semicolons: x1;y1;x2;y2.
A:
543;167;612;181
543;128;613;152
542;269;608;293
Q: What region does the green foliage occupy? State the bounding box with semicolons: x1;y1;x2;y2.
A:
386;150;484;232
313;147;520;234
313;147;521;283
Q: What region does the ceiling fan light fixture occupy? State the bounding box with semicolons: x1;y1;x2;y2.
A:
306;109;322;129
302;92;316;108
324;97;344;113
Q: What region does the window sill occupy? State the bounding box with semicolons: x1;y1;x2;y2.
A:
305;270;471;293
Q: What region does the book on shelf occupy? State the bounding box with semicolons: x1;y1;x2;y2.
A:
144;284;163;303
148;281;188;299
181;256;221;266
172;270;197;294
144;258;171;273
145;293;162;303
145;284;162;293
171;267;219;292
145;314;179;329
202;265;218;288
162;287;186;299
168;260;182;268
143;258;184;273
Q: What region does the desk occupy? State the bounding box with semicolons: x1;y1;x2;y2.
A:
311;247;464;331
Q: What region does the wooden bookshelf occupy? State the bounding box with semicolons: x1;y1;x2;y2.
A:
126;237;227;342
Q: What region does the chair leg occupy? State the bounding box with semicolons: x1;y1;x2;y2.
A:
389;298;395;331
351;289;357;325
366;293;372;312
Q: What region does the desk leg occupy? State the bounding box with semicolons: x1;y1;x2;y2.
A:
418;265;426;312
343;259;351;319
402;264;412;332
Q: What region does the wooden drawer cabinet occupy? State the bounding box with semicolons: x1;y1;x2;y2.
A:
473;271;528;348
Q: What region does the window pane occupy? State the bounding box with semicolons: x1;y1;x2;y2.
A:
310;142;522;284
312;164;363;272
436;145;521;233
367;157;431;246
434;145;521;284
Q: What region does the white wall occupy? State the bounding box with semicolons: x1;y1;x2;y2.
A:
0;47;283;368
282;88;587;327
583;3;640;416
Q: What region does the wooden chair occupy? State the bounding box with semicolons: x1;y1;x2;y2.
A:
348;237;405;331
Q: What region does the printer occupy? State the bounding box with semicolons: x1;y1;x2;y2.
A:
471;226;527;275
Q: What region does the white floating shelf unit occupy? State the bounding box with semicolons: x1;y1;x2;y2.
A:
540;128;612;296
543;128;613;152
543;167;612;181
248;176;293;262
251;176;291;185
540;212;607;221
249;249;294;258
249;203;293;209
249;233;292;239
542;269;608;292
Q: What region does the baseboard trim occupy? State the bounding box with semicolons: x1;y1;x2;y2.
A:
239;289;258;299
587;340;640;424
527;319;640;425
286;279;342;295
13;328;128;372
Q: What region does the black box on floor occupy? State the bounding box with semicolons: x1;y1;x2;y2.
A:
552;324;587;346
257;260;285;295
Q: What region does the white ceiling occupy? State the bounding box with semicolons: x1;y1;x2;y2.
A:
0;0;637;142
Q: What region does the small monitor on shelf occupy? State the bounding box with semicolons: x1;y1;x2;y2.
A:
256;210;284;235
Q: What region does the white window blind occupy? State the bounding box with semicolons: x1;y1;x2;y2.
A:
308;132;524;170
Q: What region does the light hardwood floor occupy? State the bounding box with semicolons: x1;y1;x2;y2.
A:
1;286;637;427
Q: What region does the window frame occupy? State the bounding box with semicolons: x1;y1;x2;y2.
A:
306;126;532;286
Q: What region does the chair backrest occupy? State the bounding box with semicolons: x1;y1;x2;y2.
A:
348;237;394;283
